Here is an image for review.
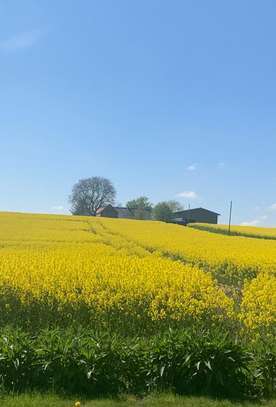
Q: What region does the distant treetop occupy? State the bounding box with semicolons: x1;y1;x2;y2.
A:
126;196;153;220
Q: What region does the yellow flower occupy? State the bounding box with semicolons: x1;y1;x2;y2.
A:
0;211;275;337
74;402;81;407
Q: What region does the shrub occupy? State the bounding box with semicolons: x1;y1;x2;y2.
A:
0;327;274;398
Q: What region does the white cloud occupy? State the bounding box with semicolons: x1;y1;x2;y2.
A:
186;163;197;172
240;219;260;226
240;210;271;227
0;29;41;51
177;191;198;199
268;203;276;211
51;205;64;211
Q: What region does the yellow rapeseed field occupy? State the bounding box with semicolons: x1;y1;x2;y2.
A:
0;212;275;333
189;222;276;240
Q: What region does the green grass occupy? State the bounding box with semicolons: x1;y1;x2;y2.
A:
1;394;275;407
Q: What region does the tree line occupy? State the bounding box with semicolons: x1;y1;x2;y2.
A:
69;176;183;222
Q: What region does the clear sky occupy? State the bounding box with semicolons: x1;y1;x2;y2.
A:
1;1;276;225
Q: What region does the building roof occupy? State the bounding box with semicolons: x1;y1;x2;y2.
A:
96;205;133;216
114;207;133;216
96;204;114;214
96;205;152;218
173;207;220;216
96;207;105;214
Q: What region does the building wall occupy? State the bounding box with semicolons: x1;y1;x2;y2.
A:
187;210;218;224
173;209;218;224
97;206;118;218
116;209;134;219
132;209;152;220
116;208;152;220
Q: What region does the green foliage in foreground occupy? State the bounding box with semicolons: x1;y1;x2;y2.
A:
1;393;276;407
0;327;274;399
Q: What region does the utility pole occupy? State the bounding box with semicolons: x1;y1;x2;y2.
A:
228;200;233;235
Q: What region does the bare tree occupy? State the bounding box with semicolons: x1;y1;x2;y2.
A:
69;177;116;216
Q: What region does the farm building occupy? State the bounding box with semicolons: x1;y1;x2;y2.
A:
96;205;118;218
172;207;220;225
96;204;152;220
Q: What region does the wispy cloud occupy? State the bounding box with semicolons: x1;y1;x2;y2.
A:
177;191;198;199
51;205;65;211
240;219;260;226
186;163;197;172
268;203;276;211
241;204;276;227
0;29;41;51
240;214;268;226
217;161;225;168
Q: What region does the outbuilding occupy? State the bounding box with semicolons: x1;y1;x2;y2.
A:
96;205;151;219
172;207;220;225
96;204;118;218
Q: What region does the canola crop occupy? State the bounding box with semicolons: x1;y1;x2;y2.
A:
0;212;274;333
241;272;276;330
98;217;276;279
189;222;276;240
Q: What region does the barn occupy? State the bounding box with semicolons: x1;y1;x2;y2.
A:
96;205;151;219
172;207;220;225
96;204;119;218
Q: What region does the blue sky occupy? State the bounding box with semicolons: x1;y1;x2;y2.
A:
1;1;276;225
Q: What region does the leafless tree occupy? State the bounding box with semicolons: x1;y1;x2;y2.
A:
69;177;116;216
